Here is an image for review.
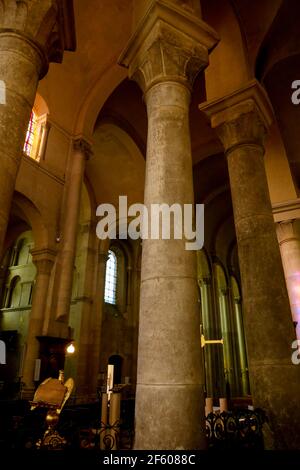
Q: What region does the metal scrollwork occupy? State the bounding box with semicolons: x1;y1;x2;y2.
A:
206;408;267;449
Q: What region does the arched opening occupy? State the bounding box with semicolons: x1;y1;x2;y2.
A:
23;94;49;162
6;276;21;309
0;229;36;398
104;250;118;305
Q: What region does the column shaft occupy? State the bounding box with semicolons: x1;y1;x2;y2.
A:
200;278;226;399
119;1;218;449
233;299;250;396
56;139;92;322
200;81;300;448
0;33;42;252
21;250;55;392
88;251;107;393
219;290;236;397
135;82;205;449
200;280;213;398
72;223;97;400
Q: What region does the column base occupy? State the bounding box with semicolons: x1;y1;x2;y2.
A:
134;383;206;450
251;363;300;449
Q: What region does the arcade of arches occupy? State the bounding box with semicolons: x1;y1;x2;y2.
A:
0;0;300;450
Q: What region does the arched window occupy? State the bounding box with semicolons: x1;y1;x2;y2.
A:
23;111;37;157
23;106;49;161
104;250;118;305
7;276;21;308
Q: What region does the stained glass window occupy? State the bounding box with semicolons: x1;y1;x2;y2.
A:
104;250;117;304
23;111;37;157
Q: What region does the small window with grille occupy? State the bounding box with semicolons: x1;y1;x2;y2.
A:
104;250;118;305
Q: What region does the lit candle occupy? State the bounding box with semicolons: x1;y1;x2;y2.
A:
107;364;114;400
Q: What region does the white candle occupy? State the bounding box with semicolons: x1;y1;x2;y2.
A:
107;364;114;395
34;359;41;381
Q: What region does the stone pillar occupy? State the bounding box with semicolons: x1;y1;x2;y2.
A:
72;222;98;401
277;220;300;337
233;298;250;396
0;0;75;255
119;1;218;449
199;278;213;400
56;138;92;322
88;251;108;395
200;80;300;449
21;249;56;393
219;288;236;397
130;258;141;390
199;277;226;401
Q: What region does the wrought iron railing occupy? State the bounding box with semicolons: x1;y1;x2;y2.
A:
206;409;267;449
0;400;266;450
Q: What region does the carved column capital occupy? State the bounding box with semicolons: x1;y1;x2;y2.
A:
199;80;274;154
0;0;76;78
73;137;93;161
199;277;211;286
277;219;299;245
220;287;229;297
119;0;218;93
31;248;56;275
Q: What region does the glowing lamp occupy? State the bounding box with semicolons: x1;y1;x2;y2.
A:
66;343;75;354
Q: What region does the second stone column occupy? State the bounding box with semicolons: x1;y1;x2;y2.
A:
120;1;218;449
200;80;300;449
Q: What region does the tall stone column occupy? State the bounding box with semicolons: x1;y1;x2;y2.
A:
200;80;300;449
219;288;237;397
73;222;98;400
88;251;108;394
233;298;250;396
199;278;213;400
56;138;92;323
22;249;56;394
277;220;300;337
0;0;75;255
199;277;226;402
130;258;141;389
119;1;218;449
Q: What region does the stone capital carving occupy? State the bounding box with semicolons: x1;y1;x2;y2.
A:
31;248;56;274
220;287;229;297
199;80;274;154
276;219;299;245
199;277;211;286
119;0;218;93
0;0;76;78
73;137;93;161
